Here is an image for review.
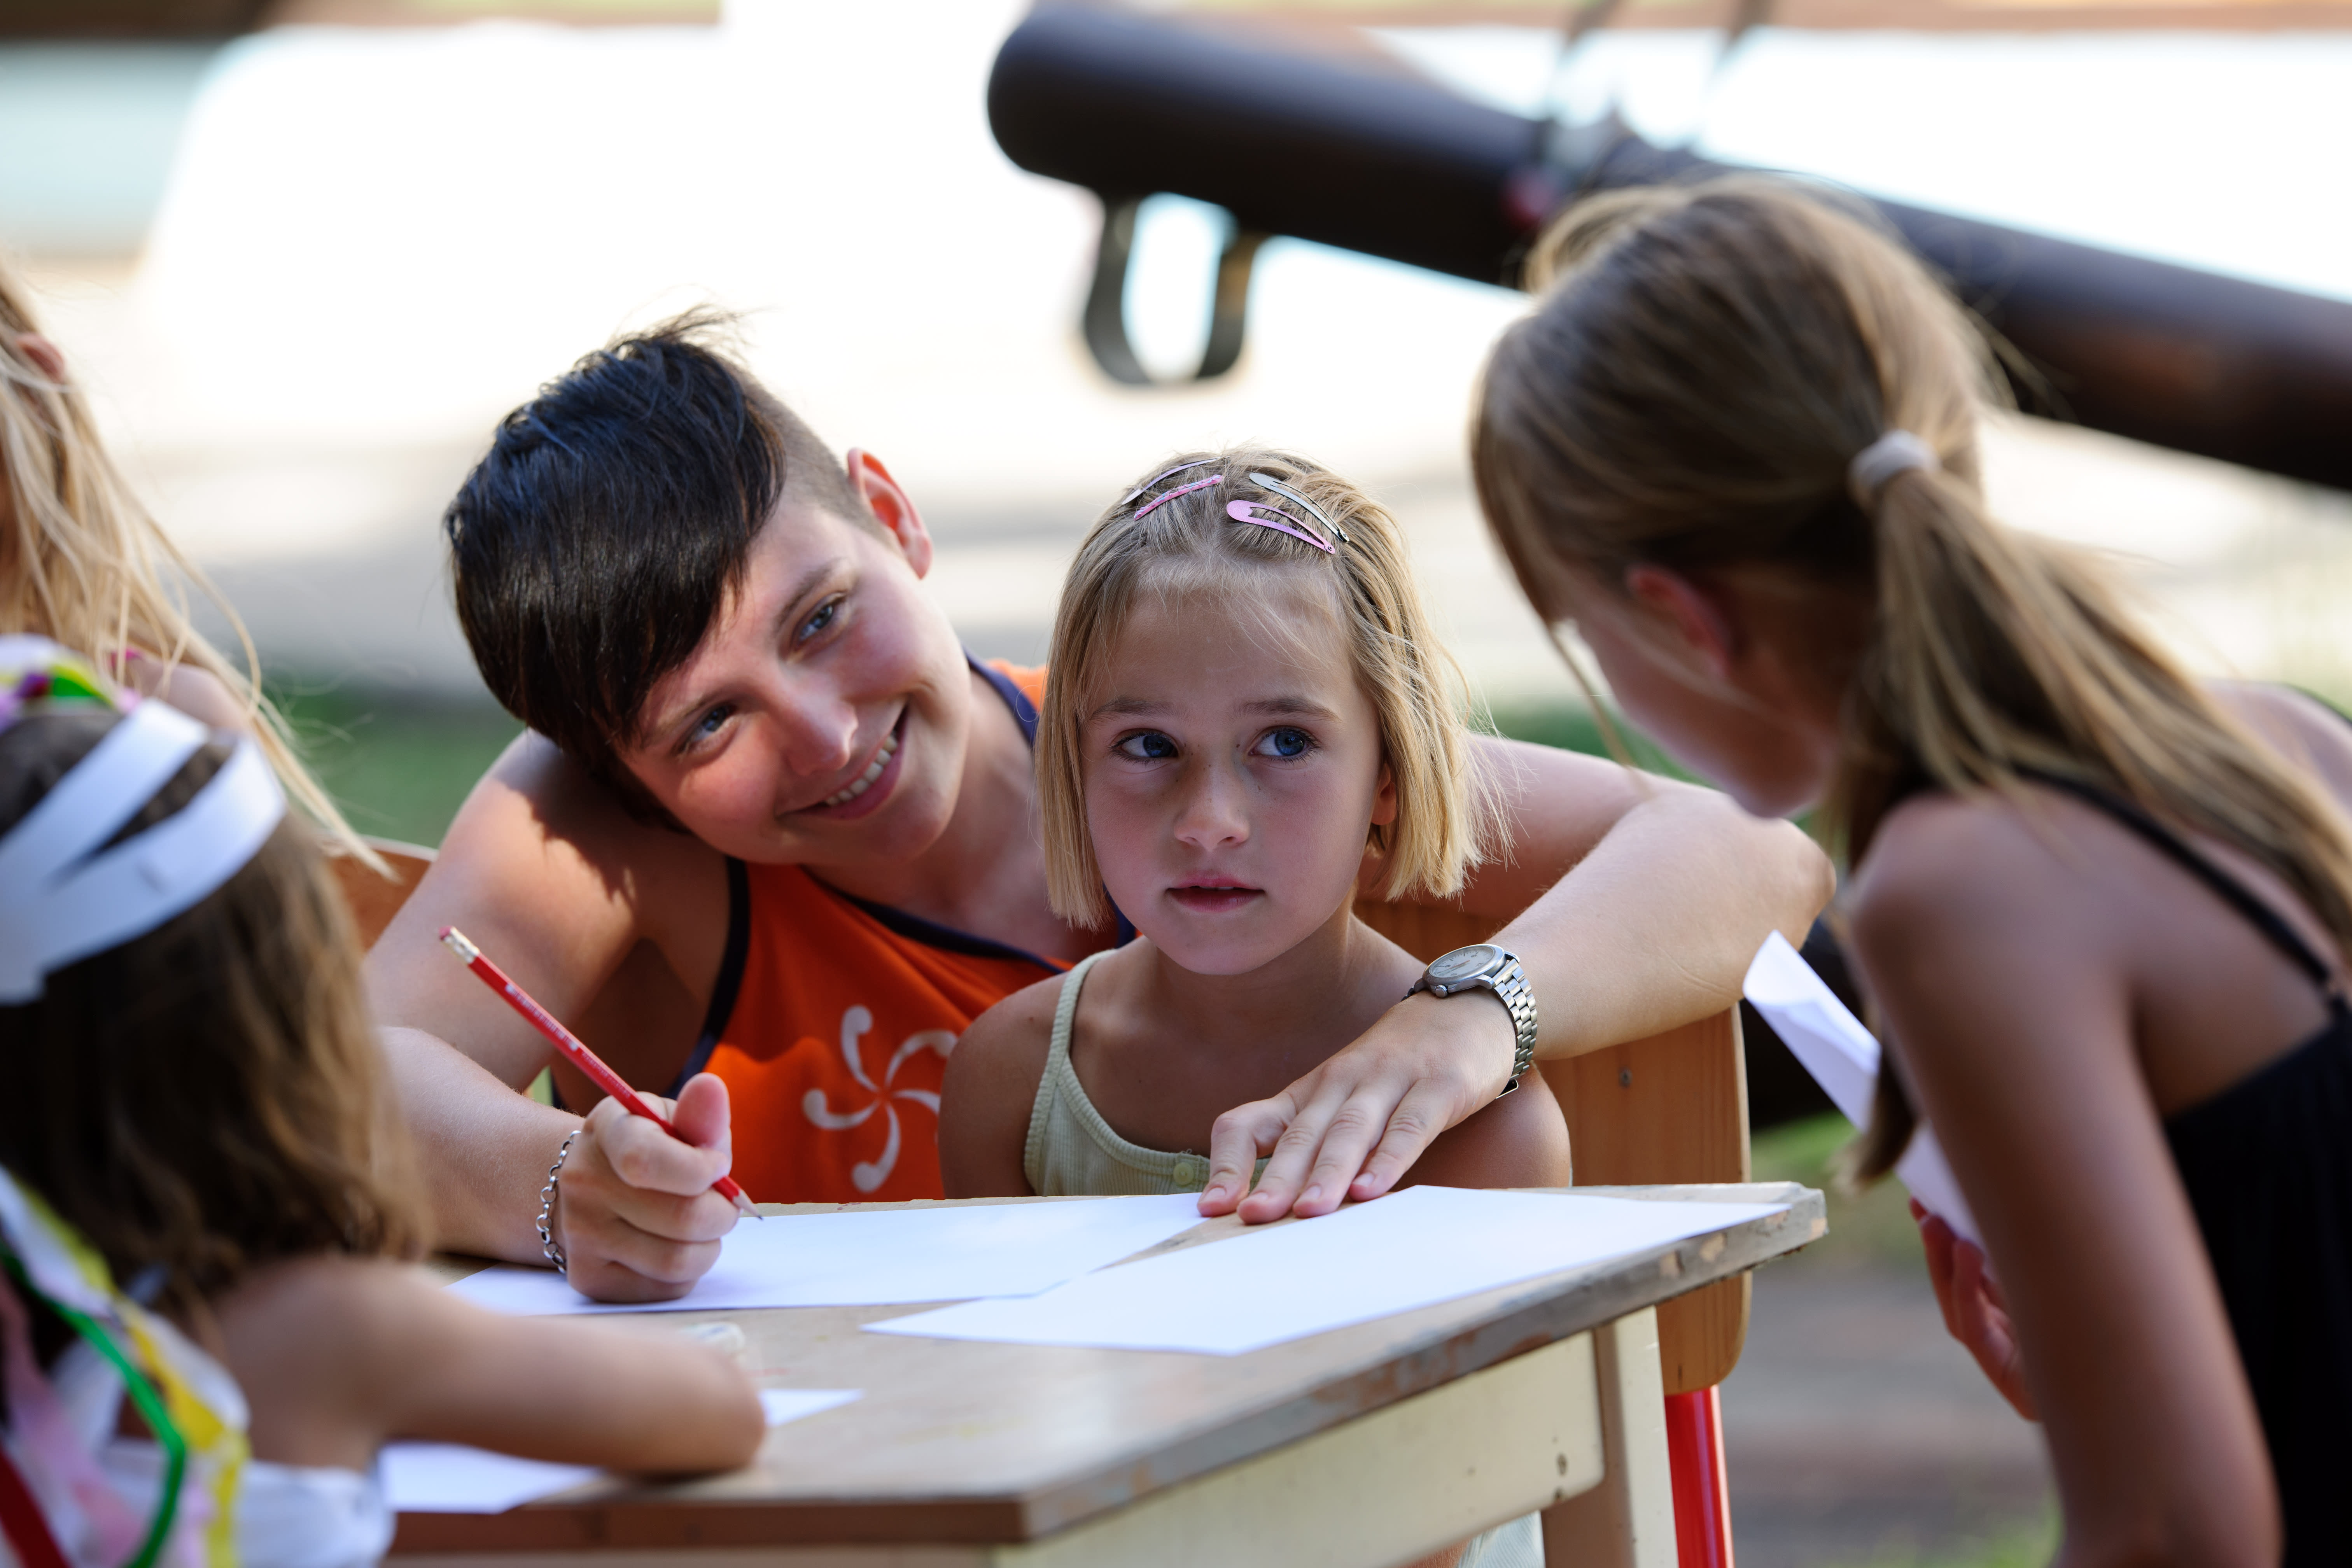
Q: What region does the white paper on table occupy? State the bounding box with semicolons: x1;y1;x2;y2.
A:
382;1445;598;1515
866;1186;1787;1356
385;1388;863;1515
1742;931;1981;1244
757;1387;861;1426
446;1193;1208;1315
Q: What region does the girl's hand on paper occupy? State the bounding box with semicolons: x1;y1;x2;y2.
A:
1915;1199;2038;1421
1199;991;1515;1221
558;1074;741;1303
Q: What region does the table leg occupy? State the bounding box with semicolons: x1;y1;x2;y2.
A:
1540;1307;1678;1568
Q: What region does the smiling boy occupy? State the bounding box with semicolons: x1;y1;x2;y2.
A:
368;317;1830;1303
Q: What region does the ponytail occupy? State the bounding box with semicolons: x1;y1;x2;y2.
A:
1843;461;2352;1176
1475;177;2352;1180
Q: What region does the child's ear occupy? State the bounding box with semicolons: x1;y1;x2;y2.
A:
1623;564;1738;682
14;333;64;384
1369;760;1398;828
845;448;933;578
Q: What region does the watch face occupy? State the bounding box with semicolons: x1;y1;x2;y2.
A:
1429;945;1499;983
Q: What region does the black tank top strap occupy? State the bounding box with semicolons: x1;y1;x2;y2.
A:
2022;770;2341;998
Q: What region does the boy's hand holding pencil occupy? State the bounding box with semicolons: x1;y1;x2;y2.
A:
441;928;755;1304
558;1078;746;1303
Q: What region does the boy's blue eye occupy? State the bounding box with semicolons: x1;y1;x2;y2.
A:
798;598;841;642
679;702;734;753
1256;727;1312;760
1115;731;1178;761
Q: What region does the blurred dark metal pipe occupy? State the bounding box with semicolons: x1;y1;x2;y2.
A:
990;5;2352;491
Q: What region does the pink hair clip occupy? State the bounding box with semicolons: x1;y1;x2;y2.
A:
1134;474;1223;518
1121;459;1215;508
1227;499;1334;554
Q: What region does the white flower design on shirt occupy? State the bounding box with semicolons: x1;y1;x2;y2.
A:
801;1005;957;1192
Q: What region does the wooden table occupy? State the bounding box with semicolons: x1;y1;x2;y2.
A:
393;1183;1823;1568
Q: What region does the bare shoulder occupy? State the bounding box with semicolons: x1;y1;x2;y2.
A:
368;730;726;1037
941;972;1060;1113
1848;788;2136;1066
210;1255;444;1456
1851;788;2104;947
938;972;1065;1197
2213;682;2352;809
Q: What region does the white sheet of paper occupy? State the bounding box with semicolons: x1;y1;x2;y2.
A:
758;1387;861;1426
1742;931;1981;1243
385;1388;863;1515
382;1445;597;1515
445;1193;1209;1315
866;1186;1787;1356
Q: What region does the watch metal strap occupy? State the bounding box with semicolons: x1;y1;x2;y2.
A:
1411;947;1540;1098
1487;955;1539;1096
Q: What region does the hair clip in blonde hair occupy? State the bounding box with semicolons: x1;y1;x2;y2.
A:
1227;499;1335;554
1848;430;1939;509
1134;473;1222;518
1246;472;1348;544
1120;460;1214;508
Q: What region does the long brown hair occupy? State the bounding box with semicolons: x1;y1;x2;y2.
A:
0;261;378;868
0;713;428;1314
1474;178;2352;1175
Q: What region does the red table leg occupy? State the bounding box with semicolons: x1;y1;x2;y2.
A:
1664;1386;1733;1568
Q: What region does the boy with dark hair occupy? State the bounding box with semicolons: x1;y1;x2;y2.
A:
448;315;870;814
371;315;1830;1303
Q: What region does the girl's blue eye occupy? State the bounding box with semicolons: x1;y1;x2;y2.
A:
1115;731;1178;761
1257;727;1312;760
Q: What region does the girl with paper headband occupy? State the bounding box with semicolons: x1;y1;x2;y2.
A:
941;451;1572;1567
0;639;761;1568
1470;178;2352;1564
0;261;374;864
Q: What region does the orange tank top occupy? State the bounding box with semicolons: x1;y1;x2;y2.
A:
677;661;1074;1203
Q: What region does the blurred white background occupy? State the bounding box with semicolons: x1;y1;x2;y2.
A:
9;0;2351;710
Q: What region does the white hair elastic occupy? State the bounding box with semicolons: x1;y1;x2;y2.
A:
0;696;287;1003
1847;430;1940;509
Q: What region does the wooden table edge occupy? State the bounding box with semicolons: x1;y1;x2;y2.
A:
396;1183;1824;1553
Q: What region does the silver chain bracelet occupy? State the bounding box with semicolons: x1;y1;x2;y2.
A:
536;1128;581;1277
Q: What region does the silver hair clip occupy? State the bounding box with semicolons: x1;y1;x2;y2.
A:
1246;472;1348;545
1121;460;1216;508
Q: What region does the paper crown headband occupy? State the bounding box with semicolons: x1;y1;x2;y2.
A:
0;636;287;1003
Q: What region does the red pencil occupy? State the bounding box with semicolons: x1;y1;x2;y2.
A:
440;926;756;1218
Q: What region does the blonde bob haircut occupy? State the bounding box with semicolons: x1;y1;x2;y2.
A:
1039;446;1494;928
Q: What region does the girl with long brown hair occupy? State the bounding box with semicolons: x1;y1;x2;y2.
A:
1474;177;2351;1564
0;639;760;1567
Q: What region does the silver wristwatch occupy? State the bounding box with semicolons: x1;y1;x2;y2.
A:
1407;943;1540;1097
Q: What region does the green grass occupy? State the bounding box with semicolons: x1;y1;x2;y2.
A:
1484;698;1696;780
269;685;522;850
1820;1513;2060;1568
1750;1110;1925;1271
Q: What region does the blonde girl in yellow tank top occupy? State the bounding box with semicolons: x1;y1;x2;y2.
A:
939;448;1570;1568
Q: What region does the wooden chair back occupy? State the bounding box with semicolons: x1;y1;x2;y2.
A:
329;838;436;948
1355;899;1750;1395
